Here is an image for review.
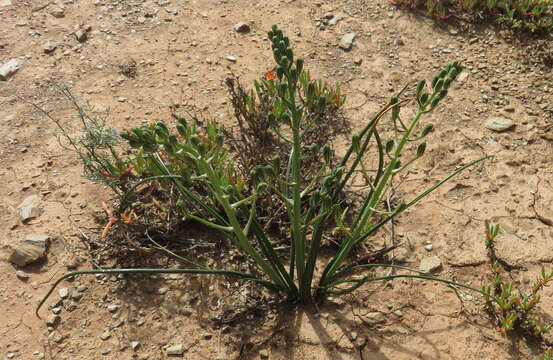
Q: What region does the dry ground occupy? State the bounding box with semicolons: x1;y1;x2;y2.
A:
1;0;553;359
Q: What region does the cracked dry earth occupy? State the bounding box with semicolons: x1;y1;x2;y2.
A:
1;0;553;359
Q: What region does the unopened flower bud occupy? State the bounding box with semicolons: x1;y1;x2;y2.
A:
416;142;426;157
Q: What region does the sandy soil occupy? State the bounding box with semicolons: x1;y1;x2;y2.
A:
1;0;553;359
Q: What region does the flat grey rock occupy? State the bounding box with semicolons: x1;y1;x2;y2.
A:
25;234;49;247
9;244;45;266
43;40;58;54
419;256;442;273
339;32;356;51
167;344;184;355
485;117;515;132
8;233;49;266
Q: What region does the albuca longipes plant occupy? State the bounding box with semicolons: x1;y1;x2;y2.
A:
37;25;489;316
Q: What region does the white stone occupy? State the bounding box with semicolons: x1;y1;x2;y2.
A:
485;117;515;132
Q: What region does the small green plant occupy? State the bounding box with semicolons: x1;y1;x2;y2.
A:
482;221;553;340
37;25;488;316
393;0;553;33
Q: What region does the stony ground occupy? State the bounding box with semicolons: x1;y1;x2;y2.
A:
1;0;553;359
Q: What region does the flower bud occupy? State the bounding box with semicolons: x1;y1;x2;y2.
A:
283;36;290;47
429;96;440;109
317;96;327;112
448;67;458;80
416;79;426;96
285;48;293;62
296;58;304;74
419;92;429;105
277;66;284;80
307;82;315;101
421;123;434;137
434;78;444;92
416;142;426;157
385;139;395;153
443;76;452;89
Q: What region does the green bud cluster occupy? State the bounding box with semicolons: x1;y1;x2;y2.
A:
418;61;463;110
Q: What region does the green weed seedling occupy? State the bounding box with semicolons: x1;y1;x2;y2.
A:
393;0;553;33
483;221;553;344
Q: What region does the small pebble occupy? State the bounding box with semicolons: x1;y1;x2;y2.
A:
424;244;433;252
166;344;184;355
107;304;118;313
233;22;250;33
131;341;140;350
226;55;237;62
59;287;69;299
100;330;111;340
16;270;29;280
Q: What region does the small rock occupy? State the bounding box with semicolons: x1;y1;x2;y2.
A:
49;6;65;18
339;32;356;51
226;55;237;62
46;314;60;326
100;330;111;340
52;307;62;314
75;29;87;43
76;285;88;293
448;28;458;35
107;304;118;313
0;58;23;81
158;287;168;295
259;349;269;358
457;71;469;84
419;256;442;273
9;234;48;266
349;331;358;341
424;244;433;252
485;117;515;132
166;344;184;356
116;96;126;102
25;234;49;247
360;312;385;325
394;38;405;46
233;22;250;33
15;270;29;280
393;310;403;317
353;57;363;65
17;194;41;222
1;0;13;6
131;341;140;350
43;40;58;54
328;14;343;26
59;288;70;298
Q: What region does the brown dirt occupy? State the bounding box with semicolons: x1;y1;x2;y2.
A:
1;0;553;359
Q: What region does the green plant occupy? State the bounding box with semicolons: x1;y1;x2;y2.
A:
37;25;488;316
482;221;553;339
393;0;553;33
